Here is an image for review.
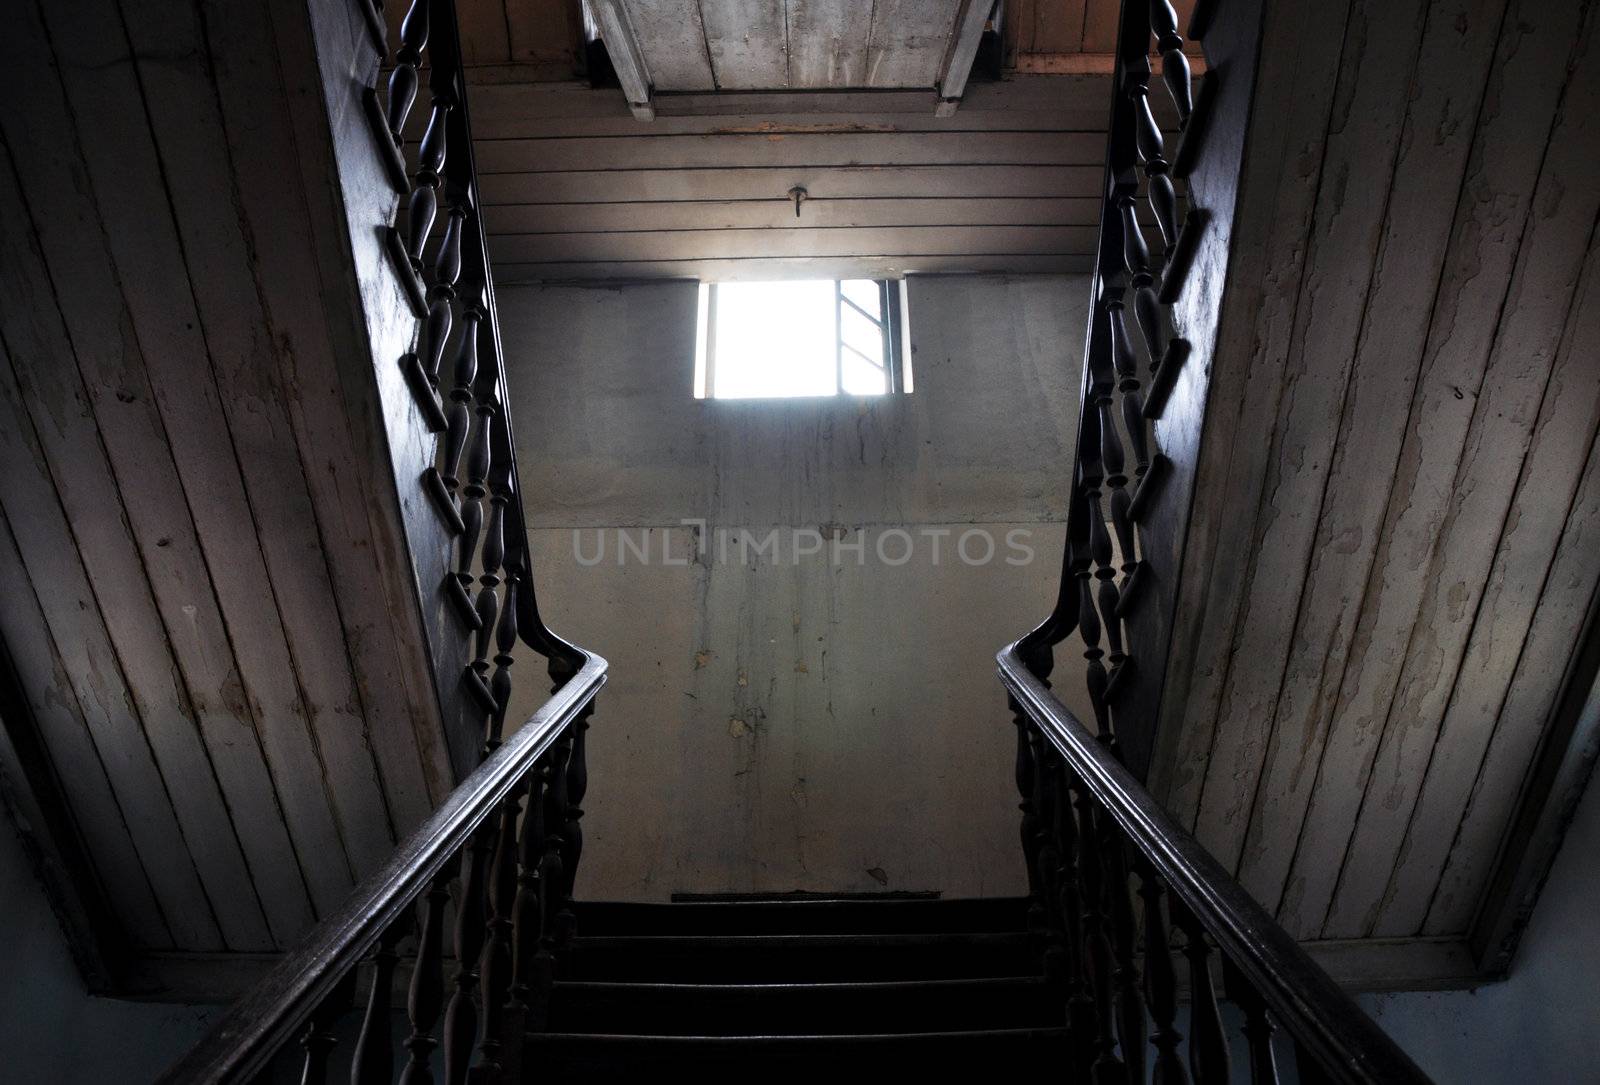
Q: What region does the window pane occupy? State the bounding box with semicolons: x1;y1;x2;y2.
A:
841;349;887;395
840;304;884;365
711;280;838;398
840;279;882;319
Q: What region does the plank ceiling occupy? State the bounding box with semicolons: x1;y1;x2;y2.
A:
461;76;1168;282
406;0;1196;281
0;0;453;963
444;0;1190;80
1151;0;1600;969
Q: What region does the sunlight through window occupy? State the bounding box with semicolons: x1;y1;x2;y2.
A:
693;279;912;400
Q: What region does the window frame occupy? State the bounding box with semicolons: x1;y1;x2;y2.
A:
696;278;910;400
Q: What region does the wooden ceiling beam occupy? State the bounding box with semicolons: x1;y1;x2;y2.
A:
937;0;998;115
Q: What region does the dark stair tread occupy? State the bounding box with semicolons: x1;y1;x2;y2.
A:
526;1027;1070;1073
549;976;1063;1035
530;1027;1070;1045
564;931;1041;982
573;895;1029;936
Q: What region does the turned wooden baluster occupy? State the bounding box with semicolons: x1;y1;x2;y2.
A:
400;872;450;1084
470;405;505;736
1088;315;1139;592
1118;191;1167;369
1011;701;1047;932
1137;861;1189;1085
1081;413;1127;713
385;0;428;142
1104;824;1147;1083
509;760;550;1029
540;739;571;969
1150;0;1194;125
1225;959;1283;1085
297;975;352;1085
470;786;523;1081
1106;289;1152;508
443;832;490;1085
1171;896;1231;1085
405;49;453;275
1072;534;1112;745
351;923;405;1085
1053;760;1097;1074
420;203;465;389
1129;59;1180;252
443;297;486;622
460;361;495;597
441;295;482;500
1033;737;1067;985
489;546;520;748
557;704;593;948
405;95;448;273
1072;775;1125;1083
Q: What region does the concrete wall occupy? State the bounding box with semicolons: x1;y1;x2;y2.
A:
0;809;221;1082
1355;770;1600;1080
501;274;1090;900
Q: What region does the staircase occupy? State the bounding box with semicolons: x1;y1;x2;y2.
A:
535;895;1066;1074
155;0;1433;1081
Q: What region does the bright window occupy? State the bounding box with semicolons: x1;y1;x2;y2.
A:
693;279;913;399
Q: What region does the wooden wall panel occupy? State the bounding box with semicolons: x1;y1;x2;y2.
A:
1231;0;1510;920
0;412;174;952
456;0;513;64
0;10;284;949
40;0;356;928
0;0;458;962
121;0;401;880
1382;218;1600;939
1153;0;1359;831
506;0;585;70
1153;0;1600;971
1427;410;1600;935
1285;0;1588;941
1327;12;1600;938
202;0;450;831
1185;0;1434;891
1009;0;1089;54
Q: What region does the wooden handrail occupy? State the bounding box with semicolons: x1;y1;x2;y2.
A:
159;652;606;1084
999;643;1429;1085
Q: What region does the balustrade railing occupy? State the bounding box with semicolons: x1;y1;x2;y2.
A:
1000;649;1428;1084
159;653;602;1084
999;2;1430;1082
160;0;607;1081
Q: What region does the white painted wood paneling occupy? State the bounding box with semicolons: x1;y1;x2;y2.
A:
1152;0;1600;969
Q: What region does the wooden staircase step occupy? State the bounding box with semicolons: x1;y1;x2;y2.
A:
573;895;1030;936
563;932;1041;983
549;976;1062;1035
524;1027;1072;1074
